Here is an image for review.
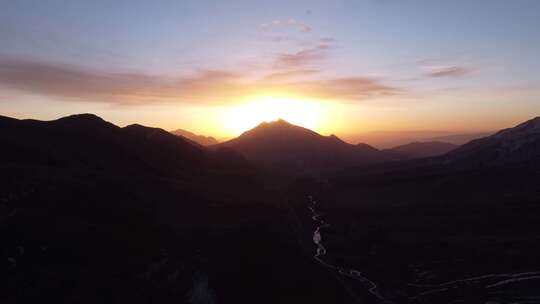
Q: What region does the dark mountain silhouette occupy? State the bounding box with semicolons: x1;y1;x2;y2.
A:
445;116;540;167
383;141;458;159
217;119;392;173
3;114;340;303
171;128;218;146
0;113;251;176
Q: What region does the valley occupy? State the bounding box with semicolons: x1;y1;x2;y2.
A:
2;114;540;303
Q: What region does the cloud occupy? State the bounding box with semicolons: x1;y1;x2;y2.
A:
0;57;164;104
262;69;320;82
299;23;312;32
0;57;245;104
291;77;400;100
272;37;334;68
264;35;290;43
317;43;330;50
314;38;336;50
274;48;326;68
0;56;400;105
260;18;313;34
424;66;472;78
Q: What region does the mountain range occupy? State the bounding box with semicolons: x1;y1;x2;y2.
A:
383;141;458;159
4;114;538;175
2;113;540;303
171;128;219;146
352;130;493;148
0;113;250;177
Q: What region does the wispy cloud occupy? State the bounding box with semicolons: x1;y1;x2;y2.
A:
299;23;312;32
271;36;334;69
260;18;313;34
288;77;399;100
0;56;399;105
274;47;326;68
318;37;335;49
424;65;473;78
0;57;164;104
262;69;320;82
0;57;245;104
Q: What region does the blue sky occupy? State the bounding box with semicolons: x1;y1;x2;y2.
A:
1;0;539;139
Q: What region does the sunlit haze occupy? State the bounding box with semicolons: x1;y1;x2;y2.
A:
220;97;324;135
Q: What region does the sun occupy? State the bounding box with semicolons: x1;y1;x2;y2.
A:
220;97;323;136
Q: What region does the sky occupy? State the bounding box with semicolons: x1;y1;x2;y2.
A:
1;0;539;142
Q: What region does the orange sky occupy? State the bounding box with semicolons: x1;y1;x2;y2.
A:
1;1;539;143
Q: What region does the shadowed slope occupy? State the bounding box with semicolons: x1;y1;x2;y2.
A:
445;116;540;167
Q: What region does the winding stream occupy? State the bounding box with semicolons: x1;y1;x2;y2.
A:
408;270;540;300
308;195;540;303
308;195;390;303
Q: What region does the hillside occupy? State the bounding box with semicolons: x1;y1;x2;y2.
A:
217;119;393;174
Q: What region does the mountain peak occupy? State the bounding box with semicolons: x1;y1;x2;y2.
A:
52;113;116;130
256;119;293;128
275;118;290;124
240;119;321;141
241;119;297;134
218;118;389;174
57;113;105;123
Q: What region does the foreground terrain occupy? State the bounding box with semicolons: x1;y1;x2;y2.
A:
2;114;540;303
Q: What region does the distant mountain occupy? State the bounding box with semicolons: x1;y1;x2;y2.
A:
0;113;250;176
171;128;218;146
351;131;492;148
445;116;540;167
217;119;393;173
384;141;459;159
429;132;493;145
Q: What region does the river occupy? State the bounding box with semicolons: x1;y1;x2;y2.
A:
308;195;391;303
307;195;540;303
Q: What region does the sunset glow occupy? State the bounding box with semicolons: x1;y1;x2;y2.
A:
3;2;540;302
220;97;324;136
1;1;539;145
